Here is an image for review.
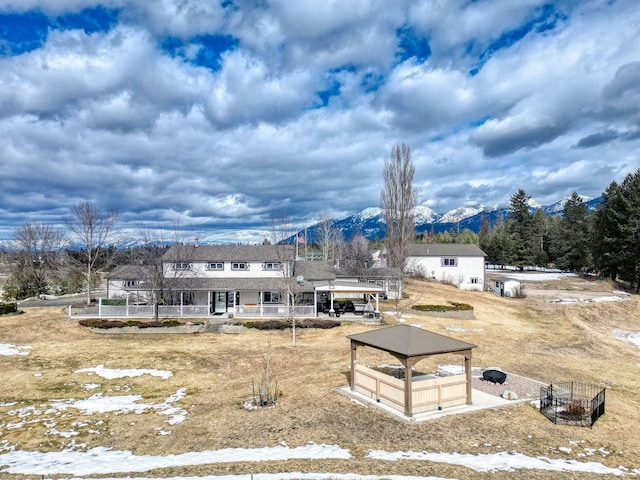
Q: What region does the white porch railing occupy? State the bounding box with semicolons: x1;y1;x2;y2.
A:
73;302;317;319
97;304;210;318
233;304;315;317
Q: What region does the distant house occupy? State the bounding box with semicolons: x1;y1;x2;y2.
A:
405;243;487;291
489;277;522;298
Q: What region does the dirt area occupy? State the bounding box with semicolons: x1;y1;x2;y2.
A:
1;274;639;479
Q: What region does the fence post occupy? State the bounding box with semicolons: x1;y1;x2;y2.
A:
99;298;102;317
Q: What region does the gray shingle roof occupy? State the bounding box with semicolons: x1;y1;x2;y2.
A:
407;243;486;257
293;261;337;281
348;324;476;357
162;244;295;262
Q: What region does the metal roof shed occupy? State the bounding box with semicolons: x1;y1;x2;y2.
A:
347;324;476;417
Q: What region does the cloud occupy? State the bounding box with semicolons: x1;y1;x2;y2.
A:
0;0;639;242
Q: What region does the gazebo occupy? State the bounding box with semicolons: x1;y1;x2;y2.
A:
347;324;476;417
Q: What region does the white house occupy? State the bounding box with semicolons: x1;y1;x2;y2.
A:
103;244;383;318
405;243;487;291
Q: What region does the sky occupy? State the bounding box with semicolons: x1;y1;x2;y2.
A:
0;0;639;244
1;356;638;478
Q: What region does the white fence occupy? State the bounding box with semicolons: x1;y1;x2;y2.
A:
71;302;317;319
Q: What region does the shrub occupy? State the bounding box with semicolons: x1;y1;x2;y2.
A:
412;302;473;313
241;318;341;330
101;299;126;306
123;320;141;327
0;302;18;315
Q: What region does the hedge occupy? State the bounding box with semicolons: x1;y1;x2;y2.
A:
0;302;18;315
242;319;341;330
79;319;185;329
412;302;473;313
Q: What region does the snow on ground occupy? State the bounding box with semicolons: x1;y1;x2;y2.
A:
0;444;636;478
0;343;31;355
0;443;352;476
612;329;640;349
491;272;573;281
367;449;634;476
75;365;173;379
2;365;638;478
549;296;628;304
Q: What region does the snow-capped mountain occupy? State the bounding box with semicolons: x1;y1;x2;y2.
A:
297;195;602;242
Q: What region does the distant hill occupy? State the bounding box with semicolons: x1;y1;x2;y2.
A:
293;195;602;243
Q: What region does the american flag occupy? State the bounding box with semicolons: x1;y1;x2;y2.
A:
296;233;306;245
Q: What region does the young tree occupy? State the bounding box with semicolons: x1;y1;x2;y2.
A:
65;201;118;304
380;143;417;272
7;222;67;299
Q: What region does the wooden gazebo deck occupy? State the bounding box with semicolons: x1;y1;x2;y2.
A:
347;325;476;417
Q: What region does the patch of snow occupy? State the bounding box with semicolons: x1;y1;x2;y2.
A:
612;330;640;350
438;365;465;376
0;343;31;356
75;365;173;380
550;296;625;304
366;450;627;475
0;443;353;476
81;383;101;390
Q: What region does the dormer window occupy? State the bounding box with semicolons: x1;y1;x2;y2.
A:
206;262;224;270
231;262;249;271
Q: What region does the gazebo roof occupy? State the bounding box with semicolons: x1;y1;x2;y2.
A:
347;324;476;358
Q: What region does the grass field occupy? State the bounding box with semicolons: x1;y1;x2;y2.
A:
1;275;639;479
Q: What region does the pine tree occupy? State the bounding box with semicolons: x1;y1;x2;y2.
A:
593;169;640;291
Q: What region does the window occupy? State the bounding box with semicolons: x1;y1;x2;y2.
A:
262;262;280;270
470;277;480;284
263;291;280;303
206;262;224;270
172;262;191;271
442;257;457;267
231;262;249;271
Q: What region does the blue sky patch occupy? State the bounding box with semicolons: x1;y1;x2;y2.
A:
0;7;118;56
397;26;431;63
470;3;567;75
161;34;238;71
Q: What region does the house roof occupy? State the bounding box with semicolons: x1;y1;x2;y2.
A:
106;265;152;279
293;261;337;281
347;324;476;357
162;244;295;262
407;243;487;258
168;277;290;291
313;280;384;294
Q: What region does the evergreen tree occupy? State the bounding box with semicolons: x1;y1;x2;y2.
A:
506;189;536;269
593;169;640;291
549;192;591;272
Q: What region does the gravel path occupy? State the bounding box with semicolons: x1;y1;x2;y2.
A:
472;370;546;400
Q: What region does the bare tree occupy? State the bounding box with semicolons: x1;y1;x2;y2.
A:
135;228;198;321
268;214;300;347
380;143;417;272
65;201;118;305
315;211;338;262
342;234;372;276
8;222;67;298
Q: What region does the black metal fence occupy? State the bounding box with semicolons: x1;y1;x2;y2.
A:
540;381;606;428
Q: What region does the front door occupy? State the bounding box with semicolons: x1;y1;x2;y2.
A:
215;292;226;314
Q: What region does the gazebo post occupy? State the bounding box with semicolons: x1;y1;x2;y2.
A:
350;342;357;392
403;357;414;417
464;350;472;405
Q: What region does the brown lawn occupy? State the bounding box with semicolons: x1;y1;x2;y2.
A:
1;275;639;479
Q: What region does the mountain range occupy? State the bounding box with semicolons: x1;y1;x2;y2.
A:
297;195;603;243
